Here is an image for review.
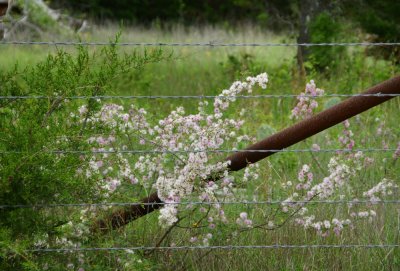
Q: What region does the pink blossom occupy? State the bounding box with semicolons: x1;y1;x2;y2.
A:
130;176;138;184
291;80;324;120
239;212;248;220
96;160;104;168
394;142;400;160
311;144;321;151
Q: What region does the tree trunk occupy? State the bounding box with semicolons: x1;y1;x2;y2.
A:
0;1;7;16
0;0;9;39
1;0;86;40
296;0;325;76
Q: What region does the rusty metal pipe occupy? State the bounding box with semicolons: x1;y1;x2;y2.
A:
94;75;400;232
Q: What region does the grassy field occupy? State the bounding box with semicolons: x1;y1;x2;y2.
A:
1;24;400;270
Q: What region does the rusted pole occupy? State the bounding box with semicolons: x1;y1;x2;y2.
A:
95;193;163;232
94;75;400;232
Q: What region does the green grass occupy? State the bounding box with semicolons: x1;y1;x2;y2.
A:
1;23;399;270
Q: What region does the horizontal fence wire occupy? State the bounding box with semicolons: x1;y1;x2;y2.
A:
0;148;397;155
2;41;400;47
1;200;400;209
1;94;400;100
27;244;400;253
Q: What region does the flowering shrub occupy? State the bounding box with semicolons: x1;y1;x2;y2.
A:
44;74;399;253
74;74;268;229
62;75;398;250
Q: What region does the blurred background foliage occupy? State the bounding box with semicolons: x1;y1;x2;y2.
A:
3;0;400;71
48;0;399;39
46;0;400;69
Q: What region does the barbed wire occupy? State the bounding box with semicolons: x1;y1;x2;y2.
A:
1;200;400;209
0;148;396;155
27;244;400;253
1;41;400;47
1;93;400;100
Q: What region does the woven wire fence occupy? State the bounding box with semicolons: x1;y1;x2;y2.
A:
1;40;400;253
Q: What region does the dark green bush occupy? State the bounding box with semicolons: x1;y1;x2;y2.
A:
0;42;165;270
308;12;345;71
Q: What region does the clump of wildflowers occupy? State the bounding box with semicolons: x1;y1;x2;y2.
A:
236;212;253;228
291;80;324;120
338;120;355;150
282;118;394;236
280;85;398;237
362;178;398;202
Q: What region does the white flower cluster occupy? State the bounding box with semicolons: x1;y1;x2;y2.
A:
279;119;396;236
362;178;397;202
338;120;355;150
73;73;268;227
153;74;267;225
305;152;362;200
295;216;351;236
214;73;268;115
236;212;253;228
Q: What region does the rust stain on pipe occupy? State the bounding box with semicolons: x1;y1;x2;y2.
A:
93;75;400;233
